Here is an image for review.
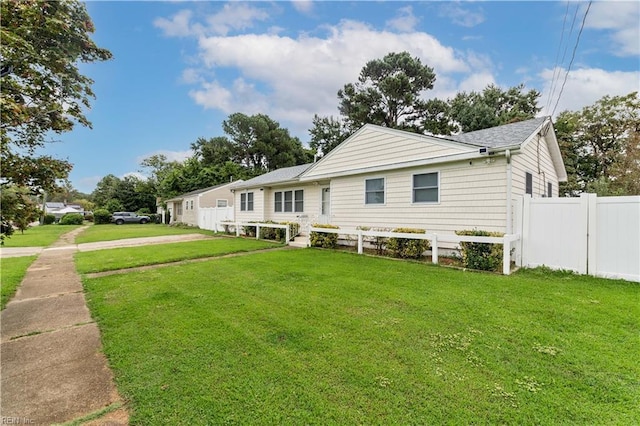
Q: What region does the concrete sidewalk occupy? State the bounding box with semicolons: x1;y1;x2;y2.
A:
1;227;128;424
0;232;211;258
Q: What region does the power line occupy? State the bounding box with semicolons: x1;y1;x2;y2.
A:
545;1;572;113
551;1;592;117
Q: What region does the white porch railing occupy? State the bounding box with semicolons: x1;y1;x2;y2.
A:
308;226;521;275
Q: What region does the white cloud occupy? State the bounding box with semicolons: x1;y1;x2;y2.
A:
190;19;475;131
585;1;640;56
154;9;193;37
439;3;485;28
154;3;270;37
539;67;640;116
386;6;419;33
205;3;269;36
292;1;313;14
123;172;148;181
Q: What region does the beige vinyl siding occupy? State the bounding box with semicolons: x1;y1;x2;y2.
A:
235;189;264;222
512;134;559;197
265;184;322;223
329;158;509;234
199;187;234;207
180;196;198;225
305;128;471;178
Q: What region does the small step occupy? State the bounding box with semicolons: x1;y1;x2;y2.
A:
288;235;308;248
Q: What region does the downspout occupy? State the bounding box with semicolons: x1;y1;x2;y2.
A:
505;149;512;234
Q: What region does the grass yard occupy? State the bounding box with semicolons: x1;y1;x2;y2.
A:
75;238;282;274
1;256;37;309
1;225;81;247
83;249;639;425
75;224;218;244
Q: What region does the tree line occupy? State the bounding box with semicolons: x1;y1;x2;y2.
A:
1;1;638;242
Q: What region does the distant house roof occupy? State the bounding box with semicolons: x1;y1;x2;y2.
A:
446;116;548;148
165;181;237;202
45;202;65;209
230;163;314;190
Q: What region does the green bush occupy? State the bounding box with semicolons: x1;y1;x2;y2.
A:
148;213;161;224
43;214;56;225
243;223;257;237
59;213;84;225
358;226;390;255
456;229;504;271
93;209;112;225
387;228;430;259
310;224;339;248
258;221;300;242
83;212;94;223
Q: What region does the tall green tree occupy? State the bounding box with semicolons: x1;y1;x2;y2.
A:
1;0;112;189
448;84;540;133
557;92;639;196
337;51;436;132
1;0;111;239
222;113;312;173
308;115;350;156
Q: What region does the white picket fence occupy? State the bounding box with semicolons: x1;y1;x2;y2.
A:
516;194;640;282
198;207;234;231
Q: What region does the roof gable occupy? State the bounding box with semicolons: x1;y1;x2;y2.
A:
302;125;474;179
166;181;238;201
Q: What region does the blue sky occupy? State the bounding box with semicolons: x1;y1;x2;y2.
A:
43;1;639;194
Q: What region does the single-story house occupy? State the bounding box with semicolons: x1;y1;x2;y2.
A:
162;181;239;226
44;202;84;220
230;116;567;237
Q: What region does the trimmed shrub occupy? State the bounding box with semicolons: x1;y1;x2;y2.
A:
310;224;339;248
387;228;430;259
93;209;112;225
43;214;56;225
358;226;390;255
456;229;504;272
59;213;84;225
243;222;257;237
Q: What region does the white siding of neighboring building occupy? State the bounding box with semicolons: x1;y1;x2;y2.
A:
304;127;472;179
511;134;559;198
328;158;509;234
181;196;198;225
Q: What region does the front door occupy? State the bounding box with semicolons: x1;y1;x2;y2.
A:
319;187;331;224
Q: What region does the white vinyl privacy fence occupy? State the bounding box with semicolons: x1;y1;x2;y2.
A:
517;194;640;282
198;207;234;231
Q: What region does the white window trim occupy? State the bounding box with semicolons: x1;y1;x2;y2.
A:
525;171;533;196
274;188;305;213
364;176;386;206
240;191;254;212
411;171;440;205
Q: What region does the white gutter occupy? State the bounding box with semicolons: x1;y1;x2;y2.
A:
505;149;513;234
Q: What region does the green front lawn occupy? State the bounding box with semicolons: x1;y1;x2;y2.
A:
1;225;81;247
1;256;37;309
75;238;282;274
75;224;218;244
83;249;639;424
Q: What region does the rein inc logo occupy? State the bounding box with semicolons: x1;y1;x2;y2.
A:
1;418;35;425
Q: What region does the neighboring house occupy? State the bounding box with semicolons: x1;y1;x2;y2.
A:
230;117;567;237
162;181;238;226
44;202;84;220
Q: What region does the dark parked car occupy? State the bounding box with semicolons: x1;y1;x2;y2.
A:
111;212;150;225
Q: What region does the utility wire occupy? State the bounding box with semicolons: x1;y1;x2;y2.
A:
545;1;571;113
551;0;592;117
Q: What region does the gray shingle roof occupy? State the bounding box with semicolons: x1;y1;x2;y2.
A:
231;163;314;189
447;116;548;148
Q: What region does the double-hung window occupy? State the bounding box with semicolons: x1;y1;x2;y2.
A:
240;192;254;211
525;172;533;195
365;178;385;205
274;190;304;213
413;172;439;203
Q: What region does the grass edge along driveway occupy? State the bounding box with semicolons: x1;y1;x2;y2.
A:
82;248;639;425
